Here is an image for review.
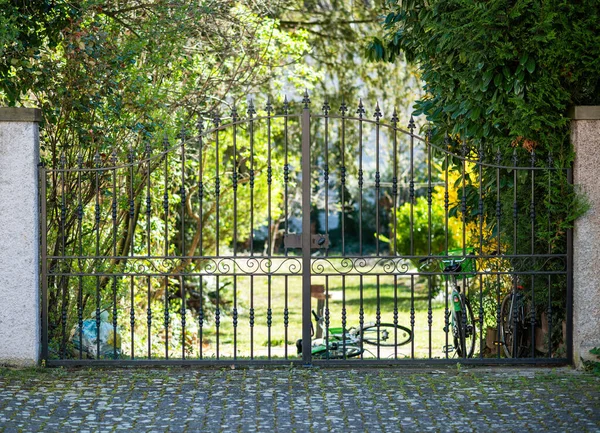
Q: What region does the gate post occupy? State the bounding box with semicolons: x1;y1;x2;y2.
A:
0;107;42;367
301;92;312;365
570;106;600;368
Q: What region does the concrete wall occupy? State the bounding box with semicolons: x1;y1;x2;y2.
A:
571;106;600;368
0;107;41;367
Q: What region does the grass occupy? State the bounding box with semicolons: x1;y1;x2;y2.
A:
59;262;474;361
121;273;455;360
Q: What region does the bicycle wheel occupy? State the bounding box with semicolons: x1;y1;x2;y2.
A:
453;298;476;358
500;293;528;357
360;323;412;347
313;343;363;359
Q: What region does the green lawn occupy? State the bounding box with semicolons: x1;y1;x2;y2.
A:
116;268;472;360
173;274;453;360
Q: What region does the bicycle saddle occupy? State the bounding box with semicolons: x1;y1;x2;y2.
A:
443;263;462;273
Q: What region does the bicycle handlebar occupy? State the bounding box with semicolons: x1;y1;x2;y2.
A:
418;252;475;271
312;310;321;323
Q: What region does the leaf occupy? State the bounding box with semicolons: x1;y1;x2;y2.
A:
493;73;503;87
526;58;536;73
519;53;528;65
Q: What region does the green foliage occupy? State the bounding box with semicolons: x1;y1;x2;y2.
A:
392;196;460;256
0;0;80;105
10;1;320;353
585;347;600;376
370;0;600;147
366;1;600;330
368;1;598;247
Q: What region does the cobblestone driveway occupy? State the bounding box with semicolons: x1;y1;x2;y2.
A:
0;367;598;432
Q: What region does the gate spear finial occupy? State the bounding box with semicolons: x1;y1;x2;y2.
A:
357;99;365;118
322;98;330;115
374;101;382;121
247;99;256;118
339;97;348;116
391;108;399;125
302;89;310;109
283;95;289;115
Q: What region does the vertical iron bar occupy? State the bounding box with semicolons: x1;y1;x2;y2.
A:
198;118;204;359
77;154;84;360
248;101;256;359
283;97;290;359
340;100;348;358
478;143;484;359
146;142;152;358
547;154;553;358
60;155;66;359
340;101;347;255
512;148;518;357
567;168;573;363
266;98;273;360
408;117;415;360
375;103;381;257
461;135;468;358
128;148;135;360
392;110;399;357
530;151;536;358
323;99;331;360
444;136;450;359
358;99;365;255
374;103;382;359
496;146;502;359
111;150;118;360
427;132;433;359
410;275;415;359
40;166;48;362
94;152;101;359
213;112;221;359
232;107;239;360
180;129;187;360
357;100;365;358
301;90;312;365
163;136;170;360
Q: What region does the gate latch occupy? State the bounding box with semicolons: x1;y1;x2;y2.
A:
284;233;330;249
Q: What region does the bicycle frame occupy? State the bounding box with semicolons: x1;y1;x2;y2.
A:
505;281;528;357
448;273;470;357
421;255;475;358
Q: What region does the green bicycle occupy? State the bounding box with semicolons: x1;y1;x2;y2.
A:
296;310;413;359
420;251;477;358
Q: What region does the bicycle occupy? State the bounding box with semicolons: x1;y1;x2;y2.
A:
500;276;530;357
296;310;413;359
420;252;477;358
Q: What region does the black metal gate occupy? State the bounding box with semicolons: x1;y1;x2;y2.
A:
40;91;572;366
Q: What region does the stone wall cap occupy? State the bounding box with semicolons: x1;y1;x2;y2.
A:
568;106;600;120
0;107;42;122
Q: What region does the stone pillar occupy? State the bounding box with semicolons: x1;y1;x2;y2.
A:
571;106;600;368
0;107;41;367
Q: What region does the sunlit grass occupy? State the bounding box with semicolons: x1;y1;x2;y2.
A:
113;262;479;361
195;273;455;360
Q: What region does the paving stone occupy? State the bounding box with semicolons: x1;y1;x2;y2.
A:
0;367;599;432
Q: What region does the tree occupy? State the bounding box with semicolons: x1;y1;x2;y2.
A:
1;0;319;355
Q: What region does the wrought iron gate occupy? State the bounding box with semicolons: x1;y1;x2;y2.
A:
40;91;572;366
